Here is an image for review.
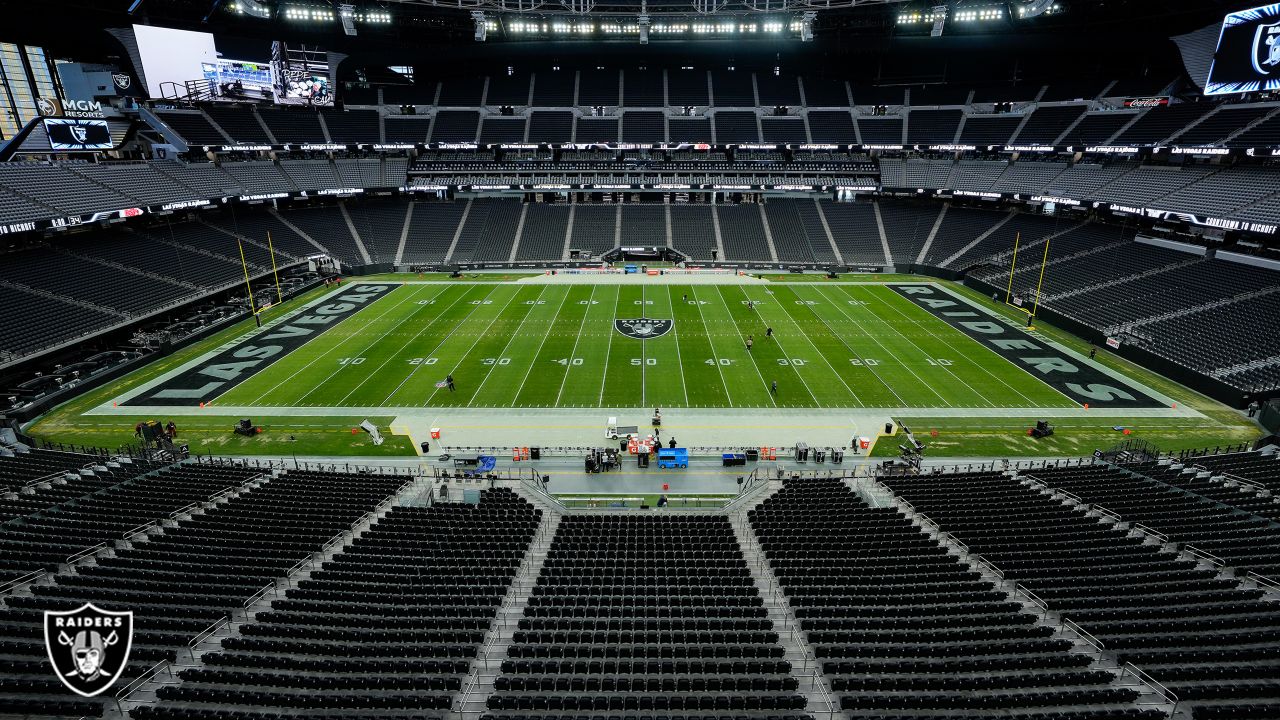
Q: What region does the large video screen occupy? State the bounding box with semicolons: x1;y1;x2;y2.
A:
132;24;220;99
44;118;113;151
1206;3;1280;95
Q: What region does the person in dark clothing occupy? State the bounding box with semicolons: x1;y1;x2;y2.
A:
1089;347;1097;360
668;437;677;449
770;380;777;395
657;494;669;508
1248;400;1260;418
765;327;773;338
446;374;456;391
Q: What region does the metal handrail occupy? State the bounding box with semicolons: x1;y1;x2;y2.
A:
322;532;345;552
1131;523;1169;543
1063;618;1106;653
0;568;45;595
21;461;97;490
1184;544;1226;568
122;521;155;542
208;485;238;501
113;658;170;709
916;512;940;533
67;542;107;564
350;512;370;531
1015;582;1049;616
1120;662;1180;711
242;583;273;609
1247;571;1280;591
168;501;198;520
1219;471;1265;493
1092;504;1122;522
971;554;1004;580
808;665;837;720
286;555;313;576
187;616;229;656
1056;489;1082;504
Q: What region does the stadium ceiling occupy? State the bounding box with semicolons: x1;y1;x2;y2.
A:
379;0;907;16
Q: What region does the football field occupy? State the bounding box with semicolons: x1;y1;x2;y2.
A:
125;279;1163;411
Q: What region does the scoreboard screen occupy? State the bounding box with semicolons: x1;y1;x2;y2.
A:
1206;3;1280;95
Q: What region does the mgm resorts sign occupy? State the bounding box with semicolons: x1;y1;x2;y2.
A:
37;97;105;119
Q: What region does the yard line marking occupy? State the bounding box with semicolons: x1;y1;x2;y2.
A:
688;286;734;408
717;285;819;407
815;285;951;407
786;285;905;407
470;286;552;407
380;285;502;405
871;284;1042;407
598;286;620;407
640;285;646;408
335;284;498;406
253;284;440;405
422;285;526;407
837;284;992;408
554;286;596;407
663;287;690;407
707;286;781;407
510;286;573;407
742;286;862;408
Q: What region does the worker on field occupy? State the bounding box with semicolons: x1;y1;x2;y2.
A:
765;327;773;339
446;374;456;392
771;380;777;395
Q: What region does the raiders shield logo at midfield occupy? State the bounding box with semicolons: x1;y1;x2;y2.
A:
44;604;133;697
614;318;673;340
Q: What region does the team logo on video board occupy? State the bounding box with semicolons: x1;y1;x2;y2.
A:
614;318;673;340
112;73;132;90
44;604;133;697
1254;20;1280;74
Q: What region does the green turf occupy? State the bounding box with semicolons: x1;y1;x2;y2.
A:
210;282;1079;410
25;274;1261;458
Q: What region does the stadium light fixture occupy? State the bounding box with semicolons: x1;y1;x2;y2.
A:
282;4;335;21
799;11;815;41
472;10;487;40
226;0;272;18
338;4;357;35
1016;0;1062;18
638;14;650;44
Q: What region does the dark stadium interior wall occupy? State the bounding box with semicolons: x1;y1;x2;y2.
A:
0;4;1220;96
337;34;1191;93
